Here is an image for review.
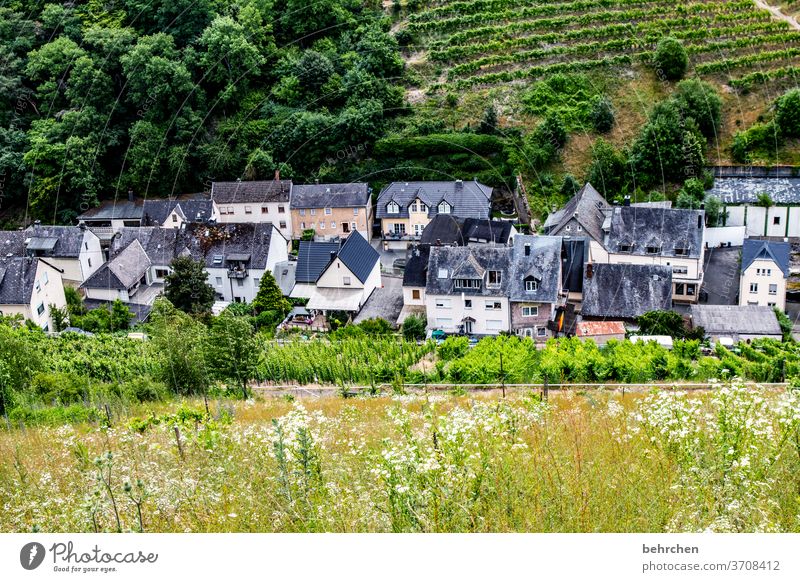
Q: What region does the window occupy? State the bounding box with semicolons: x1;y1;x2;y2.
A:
88;258;92;268
311;208;317;216
413;224;423;236
437;318;453;328
351;222;357;231
227;206;234;214
245;206;252;214
420;202;427;213
411;201;418;212
262;206;269;214
219;207;227;215
343;276;351;285
85;242;88;250
280;221;287;229
525;279;539;291
537;327;547;337
172;214;178;223
412;289;421;300
577;225;583;232
300;209;306;216
619;244;632;253
769;284;778;295
320;222;326;230
155;268;169;279
645;245;661;254
36;303;45;316
236;279;244;287
278;206;285;214
454;279;480;289
393;223;406;235
686;284;696;296
253;278;260;289
35;280;41;293
438;201;451;214
774;216;781;225
750;282;758;294
43;272;48;285
486;320;503;331
331;221;336;229
435;299;452;309
673;266;688;275
487;270;502;286
387;201;400;214
301;222;306;229
522;306;538;317
485;301;501;311
213;255;223;265
438;268;448;279
353;208;359;215
675;283;685;295
464;299;472;309
674;247;688;256
565;225;572;232
215;277;223;286
325;207;332;215
768;302;777;307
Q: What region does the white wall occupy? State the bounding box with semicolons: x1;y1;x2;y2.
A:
403;286;425;306
216;202;292;238
425;294;510;335
27;261;67;330
725;205;800;237
739;259;786;310
208;267;266;303
85;287;130;303
704;226;746;248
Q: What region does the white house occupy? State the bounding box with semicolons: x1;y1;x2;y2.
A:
81;239;153;304
22;224;103;286
211;175;293;239
0;256;67;331
739;239;790;310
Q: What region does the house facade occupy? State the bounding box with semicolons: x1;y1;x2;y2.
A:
400;245;430;324
543;183;610;263
22;224;103;286
508;235;563;340
211;176;293;239
376;180;493;250
290;182;372;241
81;239;153;304
739;239;790;310
0;257;67;330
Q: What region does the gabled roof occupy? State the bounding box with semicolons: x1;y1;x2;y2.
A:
741;239;790;278
290;183;370;209
576;320;626;337
420;214;466;246
690;304;781;336
0;257;38;305
332;230;379;283
604;206;704;259
403;245;431;288
77;200;144;221
142;198;215;226
23;225;88;258
296;241;340;284
463;218;513;244
82;239;151;290
581;263;673;319
543;183;609;242
0;230;28;257
177;223;278;270
508;235;562;303
376;180;492;220
426;245;512;296
211;179;292;204
110;227;180;266
451;252;486;279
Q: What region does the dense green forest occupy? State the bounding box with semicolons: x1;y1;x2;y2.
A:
0;0;407;223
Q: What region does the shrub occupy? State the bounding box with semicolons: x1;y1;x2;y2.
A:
589;97;615;133
775;88;800;138
437;336;470;361
123;378;168;403
653;37;688;81
402;314;426;341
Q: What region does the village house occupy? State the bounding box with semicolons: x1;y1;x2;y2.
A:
739;239;790;310
290;182;372;241
543;183;610;262
419;214;516;247
376;180;493;250
509;235;564;340
689;304;783;343
80;239;155;306
210;176;293;239
179;223;290;304
399;244;431;324
0;256;67;331
581;263;673;321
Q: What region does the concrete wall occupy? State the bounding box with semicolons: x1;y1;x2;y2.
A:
425;293;510;335
739;259;786;310
704;226;746;248
317;258;364;289
725;204;800;237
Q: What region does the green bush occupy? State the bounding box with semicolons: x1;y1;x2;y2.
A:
437;336;470;361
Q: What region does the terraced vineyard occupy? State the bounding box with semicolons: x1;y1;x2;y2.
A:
406;0;800;91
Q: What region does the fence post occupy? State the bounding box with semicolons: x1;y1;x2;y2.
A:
543;379;549;401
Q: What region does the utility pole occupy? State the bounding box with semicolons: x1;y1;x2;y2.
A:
500;351;505;399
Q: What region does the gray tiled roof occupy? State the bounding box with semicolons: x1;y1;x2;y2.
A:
23;225;86;258
543;183;609;242
177;223;278;270
211;180;292;204
426;245;512;296
0;257;37;304
420;215;466;246
296;241;340;284
142;199;215;226
403;245;431;288
463;218;513;244
110;227;180;266
82;239;150;290
605;206;704;259
706;177;800;204
335;231;379;283
581;263;673;319
376;180;492;220
77;200;144;221
508;235;561;303
0;231;27;257
690;304;781;336
741;239;790;278
290;183;369;209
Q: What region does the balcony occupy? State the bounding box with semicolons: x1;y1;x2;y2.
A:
383;231;420;241
227;268;249;279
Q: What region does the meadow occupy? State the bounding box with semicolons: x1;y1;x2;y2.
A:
1;383;799;533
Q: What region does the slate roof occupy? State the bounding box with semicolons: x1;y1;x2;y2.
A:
82;239;150;290
605;206;704;259
463;218;513;244
690;304;782;336
581;263;673;319
420;215;466;246
376;180;492;220
741;239;790;278
419;215;513;246
77;200;144;221
426;245;512;296
333;231;379;284
706;177;800;204
211;179;292;204
403;245;431;288
543;183;609;242
110;227;180;266
0;230;27;257
142;199;215;226
295;241;340;284
23;225;86;258
177;223;278;270
290;183;370;209
508;235;562;303
0;257;38;304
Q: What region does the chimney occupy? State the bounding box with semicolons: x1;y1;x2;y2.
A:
586;263;594;279
524;243;531;256
623;195;630;207
455;179;463;189
329;250;337;263
315;178;319;184
236;177;241;183
436;238;441;246
274;169;281;181
79;223;86;231
128;188;134;202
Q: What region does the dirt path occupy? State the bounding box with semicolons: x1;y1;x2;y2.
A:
754;0;800;31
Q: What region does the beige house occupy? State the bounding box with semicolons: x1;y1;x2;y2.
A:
0;257;67;331
290;182;372;241
211;175;293;239
739;239;789;310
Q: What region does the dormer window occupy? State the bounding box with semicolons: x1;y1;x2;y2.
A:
454;278;481;289
487;270;502;287
524;276;539;291
387;201;400;214
411;201;418;212
438;201;451;214
646;245;661;255
619;244;633;253
213;254;223;265
420;202;427;213
674;247;688;256
438;268;448;279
